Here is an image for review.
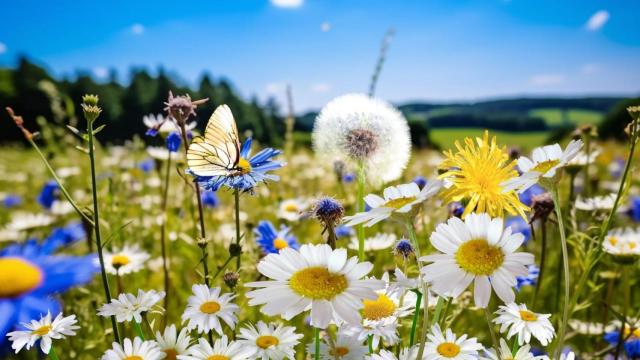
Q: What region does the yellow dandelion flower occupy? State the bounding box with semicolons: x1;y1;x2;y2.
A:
438;130;529;218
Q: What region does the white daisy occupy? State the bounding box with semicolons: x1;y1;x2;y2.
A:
245;244;384;328
306;330;368;360
143;113;176;134
567;149;600;167
423;325;484;360
361;272;415;323
493;303;555;346
178;336;253;360
482;338;545;360
420;213;534;308
503;140;583;192
312;93;412;185
147;146;183;161
349;233;397;251
101;337;164;360
575;194;616;212
7;312;79;354
7;213;54;232
103;245;150;275
387;268;419;296
344;181;442;227
277;198;308;221
155;324;192;359
56;166;81;178
98;289;166;323
237;321;303;360
181;284;240;335
603;228;640;257
50;200;74;216
0;228;21;242
343;317;399;350
368;347;421;360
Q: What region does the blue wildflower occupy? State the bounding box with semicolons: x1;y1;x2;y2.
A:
515;264;539;291
0;239;98;348
138;158;155;173
255;221;298;254
393;239;415;259
42;222;86;253
519;184;545;207
450;202;464;218
166;131;182;153
629;196;640;222
342;173;355;183
412;175;427;189
604;328;640;358
37;181;59;209
198;138;283;193
2;195;22;208
201;190;219;208
335;225;354;238
506;216;532;245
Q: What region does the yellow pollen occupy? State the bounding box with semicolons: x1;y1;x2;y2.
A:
362;294;396;321
112;254;130;267
273;238;289;250
124;357;143;360
609;237;618;246
284;203;299;212
256;335;279;349
164;348;178;360
206;356;230;360
330;346;350;356
436;342;461;357
237;158;252;174
455;239;504;275
0;258;43;298
199;301;221;314
383;196;416;210
532;159;560;174
31;325;51;336
289;267;348;299
519;310;538;321
629;242;637;249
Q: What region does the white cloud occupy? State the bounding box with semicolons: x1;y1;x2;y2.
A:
585;10;609;31
93;67;108;78
265;82;287;95
131;23;145;35
529;73;566;86
310;83;330;93
270;0;303;8
0;42;6;54
581;63;599;75
321;22;331;32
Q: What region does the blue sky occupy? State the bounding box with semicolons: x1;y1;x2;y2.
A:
1;0;639;111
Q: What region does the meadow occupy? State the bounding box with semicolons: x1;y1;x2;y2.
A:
0;92;639;360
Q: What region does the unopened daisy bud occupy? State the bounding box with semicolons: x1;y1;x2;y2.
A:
81;94;102;123
222;271;240;289
229;243;242;257
313;197;344;226
627;105;640;118
82;94;99;106
393;239;414;260
573;124;598;138
530;192;553;223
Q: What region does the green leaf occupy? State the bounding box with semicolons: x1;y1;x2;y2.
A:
92;124;107;135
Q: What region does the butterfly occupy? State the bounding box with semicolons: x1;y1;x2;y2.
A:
187;104;246;177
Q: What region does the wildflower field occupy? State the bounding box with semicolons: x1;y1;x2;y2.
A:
0;91;639;360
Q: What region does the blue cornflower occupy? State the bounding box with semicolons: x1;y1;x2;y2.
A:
604;327;640;358
515;264;539;291
37;181;59;209
41;222;86;253
2;195;22;208
412;175;427;189
199;138;284;193
255;220;298;254
342;173;355;183
138;158;155;173
519;184;545;207
506;216;532;245
450;202;464;218
166;131;182;153
629;196;640;222
335;225;354;238
201;190;219;208
393;239;415;259
0;239;98;348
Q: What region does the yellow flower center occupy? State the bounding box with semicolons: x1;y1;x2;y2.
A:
284;203;299;212
437;342;461;357
237;158;252;174
31;325;51;336
362;294;396;321
289;266;348;299
519;310;538;322
112;254;130;267
609;237;618;246
383;196;416;209
199;300;221;314
330;346;350;356
0;257;43;297
273;238;289;250
455;239;504;275
164;348;178;360
256;335;279;349
207;356;230;360
622;327;640;338
629;242;637;250
124;356;143;360
532;159;560;174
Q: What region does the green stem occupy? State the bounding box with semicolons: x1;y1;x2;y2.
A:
314;327;321;360
48;345;60;360
583;135;591;197
484;306;500;355
159;150;172;322
234;189;242;271
614;269;630;360
432;297;445;325
405;220;430;358
87;119;120;344
213;255;234;280
368;334;373;354
356;162;366;261
133;320;146;340
551;187;570;359
532;220;546;309
409;289;422;346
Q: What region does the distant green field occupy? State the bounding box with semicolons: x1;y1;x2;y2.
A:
530;108;603;127
430;128;548;150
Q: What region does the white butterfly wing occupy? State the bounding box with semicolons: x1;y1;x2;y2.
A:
187;104;241;177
